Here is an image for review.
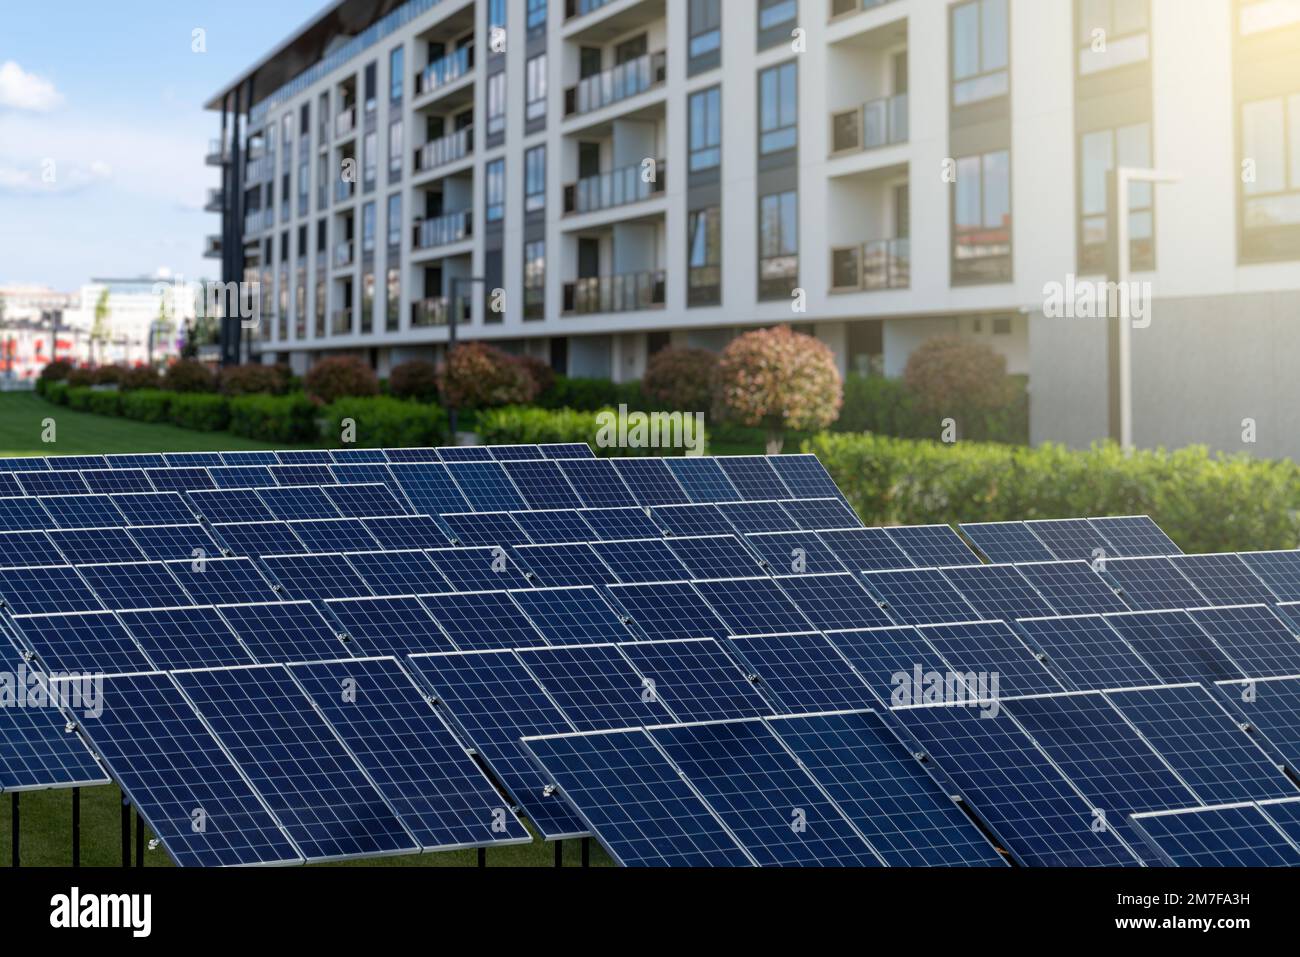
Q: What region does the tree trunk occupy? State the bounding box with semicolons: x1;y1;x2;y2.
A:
766;427;784;456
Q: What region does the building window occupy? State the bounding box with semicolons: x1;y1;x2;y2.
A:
364;62;377;113
363;130;377;189
390;46;404;102
1079;122;1153;273
524;240;545;320
489;0;507;37
298;153;309;217
759;191;797;300
387;193;402;248
527;54;547;121
758;0;797;45
317;153;329;210
690;0;722;59
386;267;400;332
362;201;376;254
361;271;375;334
759;62;798;155
688;206;721;306
1241;93;1300;260
951;0;1009;106
953;149;1012;283
527;0;547;30
388;120;403;179
525;146;546;212
689;87;722;171
1239;0;1300;34
486;158;506;222
487;72;506;135
1077;0;1149;74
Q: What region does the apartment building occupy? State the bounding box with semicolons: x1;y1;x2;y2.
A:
206;0;1300;457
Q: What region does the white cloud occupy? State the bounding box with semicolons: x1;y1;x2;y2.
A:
0;61;63;112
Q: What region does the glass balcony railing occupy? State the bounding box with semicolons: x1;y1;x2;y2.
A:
829;0;901;18
413;210;473;250
336;178;356;202
564;161;666;214
243;208;274;235
565;51;667;116
563;271;666;314
411;296;471;327
329;308;353;336
830;238;910;291
565;0;615;19
416;45;474;97
335;240;355;268
414;126;473;173
335;106;356;138
831;92;909;154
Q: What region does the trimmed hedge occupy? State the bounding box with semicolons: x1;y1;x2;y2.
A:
120;390;173;423
477;406;706;457
537;376;645;412
832;374;1029;445
169;393;230;432
228;394;318;443
322;396;449;449
807;432;1300;554
43;381;70;405
66;386;96;411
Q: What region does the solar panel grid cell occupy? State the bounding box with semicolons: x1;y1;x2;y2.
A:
128;524;220;562
958;521;1056;564
767;455;845;502
539;443;596;460
17;471;90;497
0;565;104;615
649;503;735;538
212;521;306;557
1170;554;1275;606
512;542;617;587
610;459;690;507
286;518;382;553
617;639;772;722
362;515;448;550
939;564;1056;621
779;498;863;532
76;561;195;611
426;546;532;591
269;464;336;487
729;633;877;713
518;643;678;730
14;610;154;674
1129;803;1300;867
817;528;915;573
0;531;63;567
860;568;980;626
589;538;690;583
80;469;154;494
344;549;450;595
1012;615;1161;692
48;527;147;564
693;577;813;636
1104;610;1245;684
445;462;528;512
420;590;546;651
0;497;54;532
773;573;894;631
604;581;732;642
745;532;847;575
500;460;584;510
917;621;1066;698
36;493;125;530
388;464;471;516
207;466;277;490
1014;561;1129;616
0;669;108;792
321;483;410;518
664;458;741;503
666;535;763;580
261;553;374;602
512;509;598;545
1187;605;1300;679
715;501;800;533
554;459;640;509
111;492;196;527
824;626;959;708
716;457;791;501
323;596;457;657
256;485;342;521
580;507;663;541
1026;519;1113;562
144;468;215;492
117;606;254;671
216;601;352;663
1088;516;1183;557
1239;551;1300;602
883;525;977;568
509;586;637;645
439;512;532;547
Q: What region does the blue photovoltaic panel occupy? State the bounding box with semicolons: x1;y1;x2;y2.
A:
344;549;450;595
1239;550;1300;602
106;453;167;469
590;538;689;583
780;498;863;532
127;524;220;562
770;711;1008;868
17;471;89;497
0;474;21;497
48;527;147;564
269;464;336;487
1261;798;1300;849
0;531;62;567
518;643;678;730
513;542;617;587
715;501;800;533
118;606;253;671
287;518;381;553
500;460;584;510
649;503;735;537
14;610;153;674
555;459;639;509
716;456;791;501
825;626;953;706
818;528;914;573
145;467;215;492
67;671;301;867
80;468;154;494
618;638;771;722
289;657;530;851
1130;804;1300;867
219;450;279;466
322;483;409;518
883;525;977;568
520;728;753;866
729;633;875;713
406;650;586;839
77;561;194;611
666;535;763;580
539;443;596;459
1106;684;1298;804
919;620;1066;697
362;515;447;550
275;449;334;465
0;663;107;792
893;703;1142;867
861;568;979;626
512;509;597;545
509;586;636;645
165;557;280;606
0;565;103;615
486;444;545;461
421;590;546;650
768;455;845;502
1013;615;1161;692
38;494;126;530
172;665;417;862
649;720;880;866
327;448;388;464
1025;518;1112;562
774;573;894;630
217;601;351;663
207;466;277;490
164;452;223;468
389;463;471;515
940;564;1056;621
1170;553;1274;606
694;577;813;636
213;521;306;557
605;581;731;641
745;532;846;575
1089;515;1182;557
0;457;49;471
1216;677;1300;770
111;492;196;527
331;463;405;497
48;455;109;471
426;546;532;590
439;511;531;547
610;458;690;507
1014;561;1129;615
0;497;53;532
1105;610;1244;684
324;596;457;657
257;485;341;521
664;458;741;503
445;462;528;512
261;553;374;602
1188;605;1300;678
433;446;494;463
581;507;663;541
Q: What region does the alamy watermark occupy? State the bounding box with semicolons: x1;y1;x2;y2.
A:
891;666;1002;718
152;275;261;329
1;666;103;719
1042;274;1152;329
595;404;706;456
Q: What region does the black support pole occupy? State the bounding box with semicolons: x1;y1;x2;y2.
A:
10;793;18;868
582;837;590;868
121;797;130;868
135;808;144;867
72;787;80;868
477;847;486;868
554;840;563;868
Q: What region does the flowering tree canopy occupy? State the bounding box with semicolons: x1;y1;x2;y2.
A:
436;342;540;411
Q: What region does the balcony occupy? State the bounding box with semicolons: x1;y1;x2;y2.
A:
330;308;353;336
830;238;910;292
243;208;274;235
411;296;471;328
414;126;474;174
335;240;355;269
203;235;222;259
830;93;908;155
565;0;616;18
204;188;224;212
336;178;356;202
335;106;356;138
205;138;229;165
565;51;666;117
564;161;665;215
829;0;901;19
413;211;473;251
416;46;474;98
563;271;665;314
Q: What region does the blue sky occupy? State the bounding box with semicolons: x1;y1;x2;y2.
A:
0;0;323;290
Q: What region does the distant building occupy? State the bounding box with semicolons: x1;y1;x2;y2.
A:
60;278;200;368
0;284;80;380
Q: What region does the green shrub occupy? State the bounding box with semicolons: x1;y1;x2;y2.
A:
219;363;291;396
229;393;318;443
120;389;173;423
162;359;216;393
477;406;705;457
437;343;538;410
87;389;122;417
119;366;161;391
832;373;1028;445
322;396;449;449
512;354;556;397
537;376;640;411
169;393;230;431
642;347;717;414
66;386;96;411
38;358;75;387
806;433;1300;554
388;360;440;402
43;381;70;405
93;365;127;386
304;356;379;404
66;368;96;388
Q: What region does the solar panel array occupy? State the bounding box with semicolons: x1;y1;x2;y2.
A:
4;446;1300;867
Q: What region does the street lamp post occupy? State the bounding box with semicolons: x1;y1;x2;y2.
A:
446;275;486;437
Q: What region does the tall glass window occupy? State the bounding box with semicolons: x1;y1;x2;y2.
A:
525;146;546;212
759;191;797;299
951;0;1009;106
759;62;797;154
1079;122;1153;272
688;206;721;306
953;149;1012;282
689;87;722;171
527;54;548;121
486;158;506;222
390;46;404;101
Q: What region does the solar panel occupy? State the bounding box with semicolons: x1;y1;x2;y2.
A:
824;626;956;707
219;450;280;466
512;509;597;545
1239;550;1300;602
145;467;215;492
212;521;306;557
1104;610;1244;684
940;564;1056;621
1214;676;1300;772
1089;515;1182;557
13;610;153;674
958;521;1056;564
0;565;104;615
666;535;763;579
715;456;790;501
767;454;844;501
331;463;405;499
269;464;336;487
693;577;813;636
164;452;224;468
618;638;771;722
407;650;587;838
860;568;979;626
779;498;863;532
439;511;531;547
262;553;374;602
715;501;800;533
323;596;456;656
117;606;254;671
433;446;494;463
48;454;110;471
420;590;545;650
610;458;690;507
520;728;754;866
605;581;732;641
745;532;847;575
1129;803;1300;867
344;548;450;595
518;643;678;729
80;468;154;494
892;703;1143;866
172;665;418;862
189;489;276;524
1013;615;1161;691
1187;604;1300;678
769;710;1009;867
127;524;220;562
287;518;381;553
539;443;596;459
555;459;639;509
37;494;125;530
512;542;617;587
0;497;54;532
111;492;196;527
648;720;880;866
207;466;277;490
389;463;471;515
0;473;21;497
1105;684;1298;804
362;515;447;550
445;462;528;512
509;586;636;645
1014;561;1129;615
106;453;167;469
918;620;1066;697
275;449;334;465
1259;797;1300;850
883;525;977;567
1025;518;1114;562
774;572;894;630
64;671;302;867
217;601;352;663
0;531;62;567
322;482;409;518
500;460;583;510
664;458;740;503
649;503;735;537
17;471;90;497
257;485;341;521
728;633;874;712
589;538;690;583
0;456;50;471
77;561;195;611
581;507;663;541
487;444;545;461
288;657;531;851
817;527;914;572
327;448;388;464
0;661;108;792
1170;553;1275;606
427;546;532;590
49;527;147;564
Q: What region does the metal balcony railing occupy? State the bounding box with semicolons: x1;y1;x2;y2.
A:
830;92;909;154
205;138;230;165
413;210;473;250
329;308;353;336
565;51;666;116
564;160;665;214
335;240;355;268
565;0;615;19
416;45;474;97
830;238;910;291
205;188;224;212
411;296;471;327
335;106;356;138
563;271;666;314
203;235;222;259
414;126;473;173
